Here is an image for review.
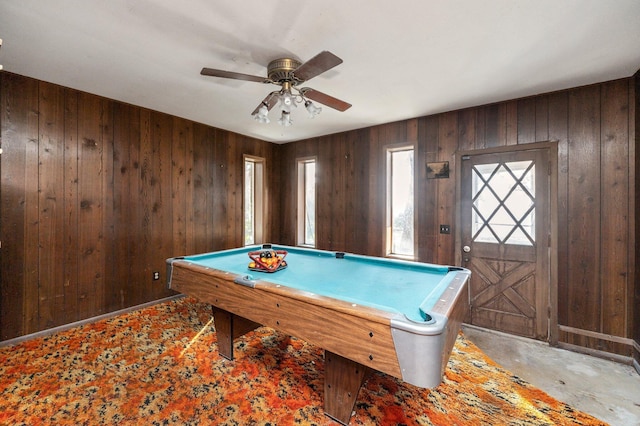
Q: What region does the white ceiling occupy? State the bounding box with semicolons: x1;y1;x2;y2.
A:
1;1;639;143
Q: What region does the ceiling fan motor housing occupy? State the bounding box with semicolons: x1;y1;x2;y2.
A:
268;58;302;84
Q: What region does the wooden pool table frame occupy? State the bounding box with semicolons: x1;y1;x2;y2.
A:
167;252;470;425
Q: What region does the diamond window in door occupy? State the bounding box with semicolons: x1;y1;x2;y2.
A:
472;160;535;246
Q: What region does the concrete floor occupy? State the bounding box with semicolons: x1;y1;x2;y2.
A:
462;326;640;426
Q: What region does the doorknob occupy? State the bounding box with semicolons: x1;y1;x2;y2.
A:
463;245;471;253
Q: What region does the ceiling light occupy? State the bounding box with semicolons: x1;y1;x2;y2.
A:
253;103;270;123
203;51;351;129
251;85;323;127
278;111;292;127
305;100;322;118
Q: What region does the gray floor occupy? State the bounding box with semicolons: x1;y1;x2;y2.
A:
462;326;640;426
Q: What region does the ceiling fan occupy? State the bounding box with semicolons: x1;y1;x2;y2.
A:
200;51;351;126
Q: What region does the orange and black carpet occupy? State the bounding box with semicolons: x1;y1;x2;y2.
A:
0;297;607;425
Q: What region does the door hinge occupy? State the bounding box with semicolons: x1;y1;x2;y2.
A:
462;155;471;161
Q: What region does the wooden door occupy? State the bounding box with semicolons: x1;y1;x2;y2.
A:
460;148;551;340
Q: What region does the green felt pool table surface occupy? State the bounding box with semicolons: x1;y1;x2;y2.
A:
181;244;461;323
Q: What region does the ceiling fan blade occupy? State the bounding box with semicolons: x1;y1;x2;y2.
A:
303;88;352;112
251;92;280;115
200;67;268;83
293;51;343;82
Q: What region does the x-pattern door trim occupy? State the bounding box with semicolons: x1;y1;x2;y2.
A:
470;258;537;319
471;161;536;246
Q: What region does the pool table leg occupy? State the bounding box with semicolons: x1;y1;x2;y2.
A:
324;350;369;425
211;306;260;360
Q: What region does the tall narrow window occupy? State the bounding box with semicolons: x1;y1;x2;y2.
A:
297;158;316;247
386;146;415;258
244;156;265;245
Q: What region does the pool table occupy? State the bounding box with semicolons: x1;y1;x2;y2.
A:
167;244;470;425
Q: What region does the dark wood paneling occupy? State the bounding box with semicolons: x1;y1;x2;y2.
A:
149;110;173;295
600;80;630;346
77;92;108;318
224;133;240;246
349;129;371;255
38;82;65;329
517;97;537;144
547;90;569;332
457;109;476;151
0;73;275;340
137;108;153;305
566;85;602;339
535;96;549;142
418;115;439;264
435;113;457;266
62;88;80;324
112;102;140;309
191;124;213;253
315;136;334;250
171;117;190;257
1;74;39;338
365;128;384;256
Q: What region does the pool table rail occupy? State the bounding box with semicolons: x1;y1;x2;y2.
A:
167;259;404;378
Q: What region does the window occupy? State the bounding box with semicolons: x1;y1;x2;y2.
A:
243;156;265;245
297;158;316;247
386;146;415;258
472;160;535;246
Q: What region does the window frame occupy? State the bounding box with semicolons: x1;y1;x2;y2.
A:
243;155;266;246
296;156;317;247
385;143;417;260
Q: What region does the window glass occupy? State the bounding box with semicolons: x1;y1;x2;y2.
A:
304;161;316;246
387;147;414;257
472;160;535;246
297;158;316;247
243;156;265;245
244;160;255;245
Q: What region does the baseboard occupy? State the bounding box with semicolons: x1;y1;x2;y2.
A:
556;341;634;366
462;323;547;346
464;323;637;372
557;324;635;359
0;294;184;348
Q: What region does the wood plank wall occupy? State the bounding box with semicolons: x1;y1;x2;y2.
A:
0;71;637;362
279;78;637;359
0;73;275;340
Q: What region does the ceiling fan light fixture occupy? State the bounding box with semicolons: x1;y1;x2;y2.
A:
201;51;351;128
305;100;322;118
277;88;298;113
278;111;292;127
281;91;293;106
253;103;270;123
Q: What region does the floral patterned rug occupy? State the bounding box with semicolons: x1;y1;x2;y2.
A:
0;297;607;425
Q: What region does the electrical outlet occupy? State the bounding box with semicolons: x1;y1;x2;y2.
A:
153;271;160;281
439;224;451;234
